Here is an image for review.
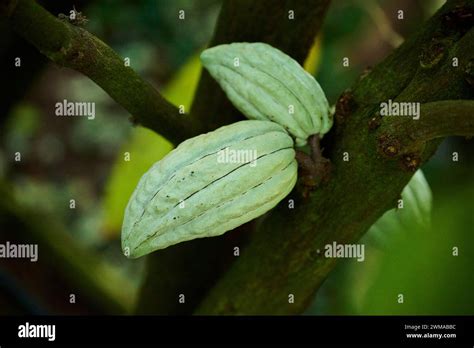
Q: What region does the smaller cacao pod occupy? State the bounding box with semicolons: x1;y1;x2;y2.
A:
122;120;297;258
201;42;332;146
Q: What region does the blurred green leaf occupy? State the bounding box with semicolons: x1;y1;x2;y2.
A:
359;182;474;315
307;170;434;314
303;35;322;75
364;169;432;249
4;103;41;155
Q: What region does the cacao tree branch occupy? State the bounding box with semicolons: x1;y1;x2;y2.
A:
1;0;200;145
136;0;332;314
377;100;474;156
195;0;474;314
409;100;474;139
0;0;94;130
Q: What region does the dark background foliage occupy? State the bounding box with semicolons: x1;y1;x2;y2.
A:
0;0;472;314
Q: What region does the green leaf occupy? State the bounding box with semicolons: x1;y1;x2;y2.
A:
307;170;433;314
364;169;432;249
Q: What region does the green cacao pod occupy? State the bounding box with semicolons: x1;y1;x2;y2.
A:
122;120;297;258
200;42;332;146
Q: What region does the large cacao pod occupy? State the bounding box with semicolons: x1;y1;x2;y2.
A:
122;120;297;258
201;42;332;146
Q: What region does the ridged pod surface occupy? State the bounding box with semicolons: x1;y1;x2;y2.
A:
122;120;297;258
201;42;332;146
